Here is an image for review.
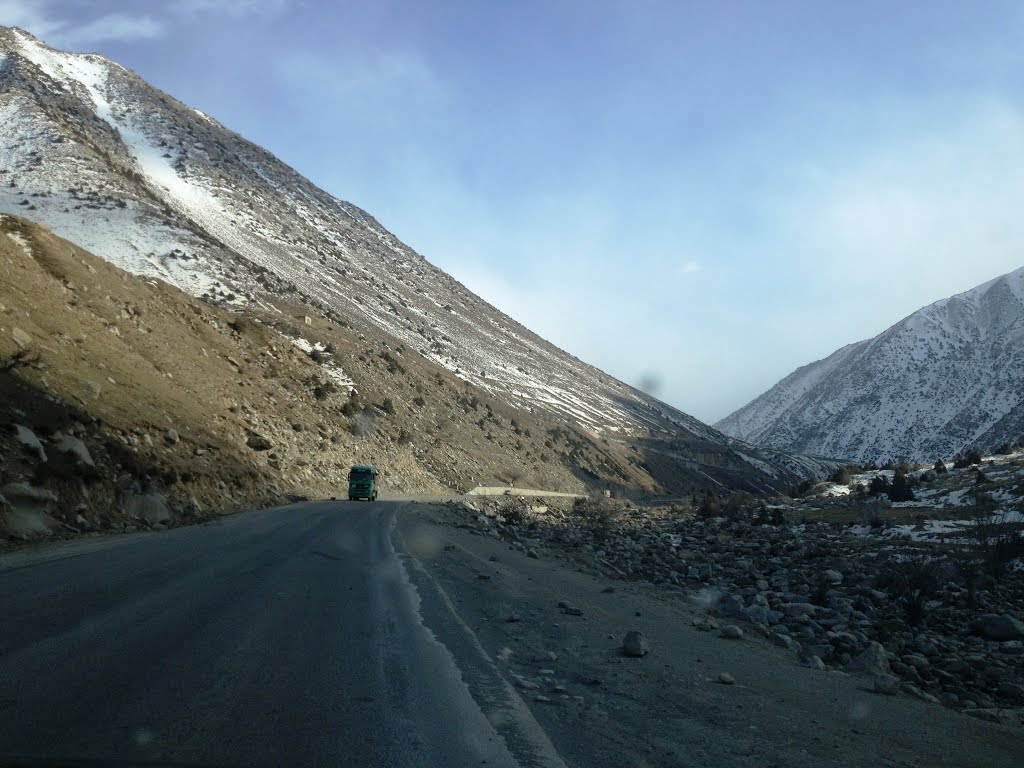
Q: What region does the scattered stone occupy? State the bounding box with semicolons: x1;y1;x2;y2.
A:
506;613;521;623
558;600;583;616
824;569;844;584
718;672;735;685
719;624;744;640
246;432;273;451
512;674;540;690
532;649;558;663
1001;640;1024;655
124;493;171;525
975;614;1024;642
622;631;648;657
693;616;719;632
527;548;539;559
2;482;57;503
55;434;94;466
601;586;615;593
846;642;891;677
14;425;47;462
164;428;179;444
11;327;32;349
806;656;826;671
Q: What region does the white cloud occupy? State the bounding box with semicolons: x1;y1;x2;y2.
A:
57;13;164;47
677;260;701;275
0;1;164;47
175;0;292;16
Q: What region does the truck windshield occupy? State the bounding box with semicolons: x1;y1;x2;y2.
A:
350;469;373;481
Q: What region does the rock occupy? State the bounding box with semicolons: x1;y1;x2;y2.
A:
1001;641;1024;655
962;708;1001;724
511;673;540;690
124;493;171;525
824;569;844;584
718;672;735;685
693;617;718;632
998;682;1024;702
246;432;273;451
2;482;57;503
622;631;648;657
742;604;770;625
770;632;800;653
164;428;179;444
75;514;89;527
11;327;32;349
806;655;826;670
527;548;539;559
558;601;583;616
975;614;1024;642
506;613;521;623
14;425;47;462
780;602;817;618
846;641;891;677
874;674;900;695
719;625;744;640
55;435;94;466
532;649;558;663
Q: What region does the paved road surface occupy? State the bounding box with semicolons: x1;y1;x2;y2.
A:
0;502;561;768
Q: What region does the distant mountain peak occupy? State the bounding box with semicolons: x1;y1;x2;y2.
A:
716;268;1024;462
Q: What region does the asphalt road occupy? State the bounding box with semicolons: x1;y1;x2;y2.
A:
0;502;560;768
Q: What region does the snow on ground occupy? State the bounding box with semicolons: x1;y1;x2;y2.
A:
5;230;31;257
286;335;355;391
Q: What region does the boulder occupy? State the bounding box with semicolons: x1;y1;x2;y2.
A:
246;432;273;451
975;614;1024;642
719;625;744;640
622;631;648;657
14;425;47;462
55;434;94;466
124;493;171;525
874;674;900;695
2;482;57;503
846;641;891;677
164;428;180;444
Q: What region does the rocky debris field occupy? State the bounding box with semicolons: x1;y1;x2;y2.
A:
445;490;1024;728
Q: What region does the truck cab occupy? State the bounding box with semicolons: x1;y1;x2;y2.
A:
348;465;378;501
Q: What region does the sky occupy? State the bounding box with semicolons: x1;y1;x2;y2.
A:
3;1;1024;423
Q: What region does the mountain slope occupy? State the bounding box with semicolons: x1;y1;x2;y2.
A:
0;26;811;494
717;268;1024;462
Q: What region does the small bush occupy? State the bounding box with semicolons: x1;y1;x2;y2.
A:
312;381;336;401
412;395;426;407
381;397;396;415
933;459;948;475
868;475;890;497
954;449;983;469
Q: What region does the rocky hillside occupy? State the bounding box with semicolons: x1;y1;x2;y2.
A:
717;267;1024;463
0;25;814;495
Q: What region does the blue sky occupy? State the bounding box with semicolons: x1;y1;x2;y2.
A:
4;1;1024;422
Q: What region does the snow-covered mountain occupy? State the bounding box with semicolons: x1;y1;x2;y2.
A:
0;27;818;492
717;267;1024;463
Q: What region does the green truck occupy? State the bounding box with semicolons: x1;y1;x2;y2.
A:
347;464;379;501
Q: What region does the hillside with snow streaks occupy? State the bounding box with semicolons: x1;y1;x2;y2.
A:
717;267;1024;462
0;27;819;491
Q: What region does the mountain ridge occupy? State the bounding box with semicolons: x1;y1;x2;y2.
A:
717;266;1024;462
0;26;825;494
